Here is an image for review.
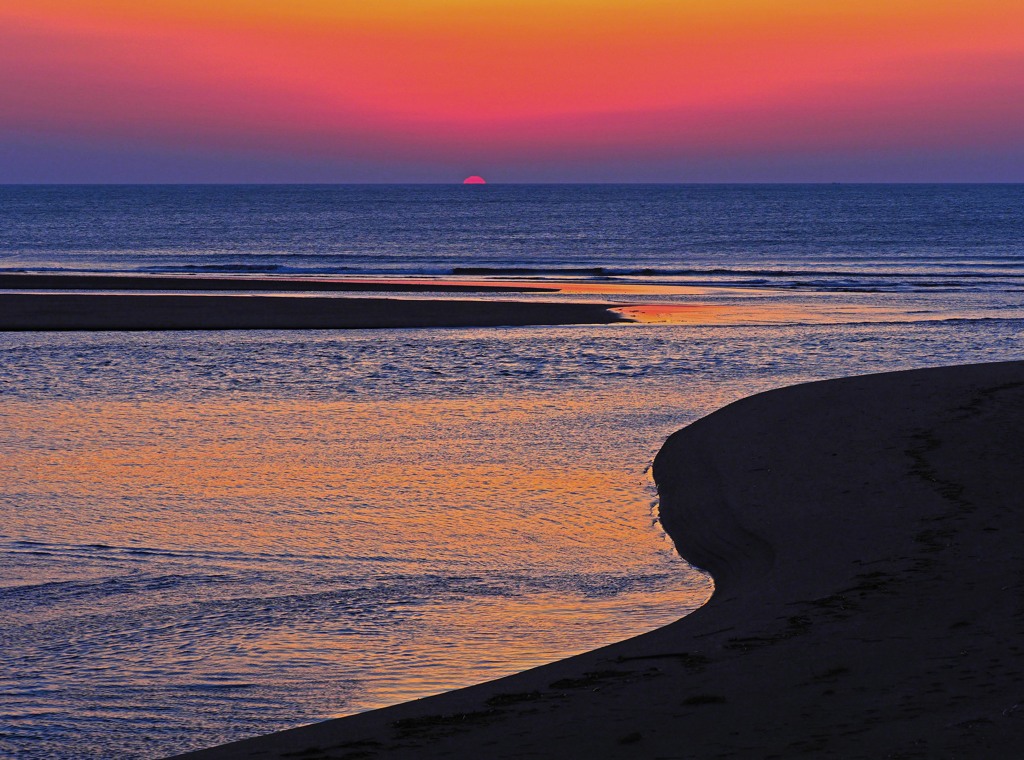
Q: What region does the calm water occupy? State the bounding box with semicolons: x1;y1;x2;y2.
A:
3;184;1023;288
1;185;1023;758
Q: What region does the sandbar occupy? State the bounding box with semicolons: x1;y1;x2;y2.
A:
0;293;626;330
0;272;559;294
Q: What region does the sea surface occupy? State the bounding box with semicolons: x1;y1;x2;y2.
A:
1;185;1023;759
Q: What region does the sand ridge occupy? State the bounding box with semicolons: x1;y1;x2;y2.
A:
0;292;626;330
172;361;1024;759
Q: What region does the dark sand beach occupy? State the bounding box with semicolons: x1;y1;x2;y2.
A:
172;360;1024;759
0;292;625;330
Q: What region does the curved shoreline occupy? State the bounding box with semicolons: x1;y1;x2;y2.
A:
173;360;1024;759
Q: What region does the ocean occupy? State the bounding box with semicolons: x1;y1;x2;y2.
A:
1;184;1023;758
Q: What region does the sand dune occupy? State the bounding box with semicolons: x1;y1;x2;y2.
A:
172;360;1024;759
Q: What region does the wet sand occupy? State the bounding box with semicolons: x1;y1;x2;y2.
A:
0;293;625;330
169;360;1024;758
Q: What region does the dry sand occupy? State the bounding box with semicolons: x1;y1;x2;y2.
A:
0;293;624;330
172;361;1024;759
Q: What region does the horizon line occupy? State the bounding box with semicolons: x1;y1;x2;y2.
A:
3;180;1023;187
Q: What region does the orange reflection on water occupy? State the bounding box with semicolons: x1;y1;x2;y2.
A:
1;394;684;572
615;302;805;324
0;343;714;746
615;301;924;324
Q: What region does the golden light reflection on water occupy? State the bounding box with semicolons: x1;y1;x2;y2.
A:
613;301;934;324
3;395;680;572
1;385;715;758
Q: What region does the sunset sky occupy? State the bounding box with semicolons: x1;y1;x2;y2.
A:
2;1;1022;182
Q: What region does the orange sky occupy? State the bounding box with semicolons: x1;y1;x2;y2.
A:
1;1;1022;181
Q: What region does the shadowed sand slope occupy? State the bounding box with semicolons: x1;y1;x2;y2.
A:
173;361;1024;759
